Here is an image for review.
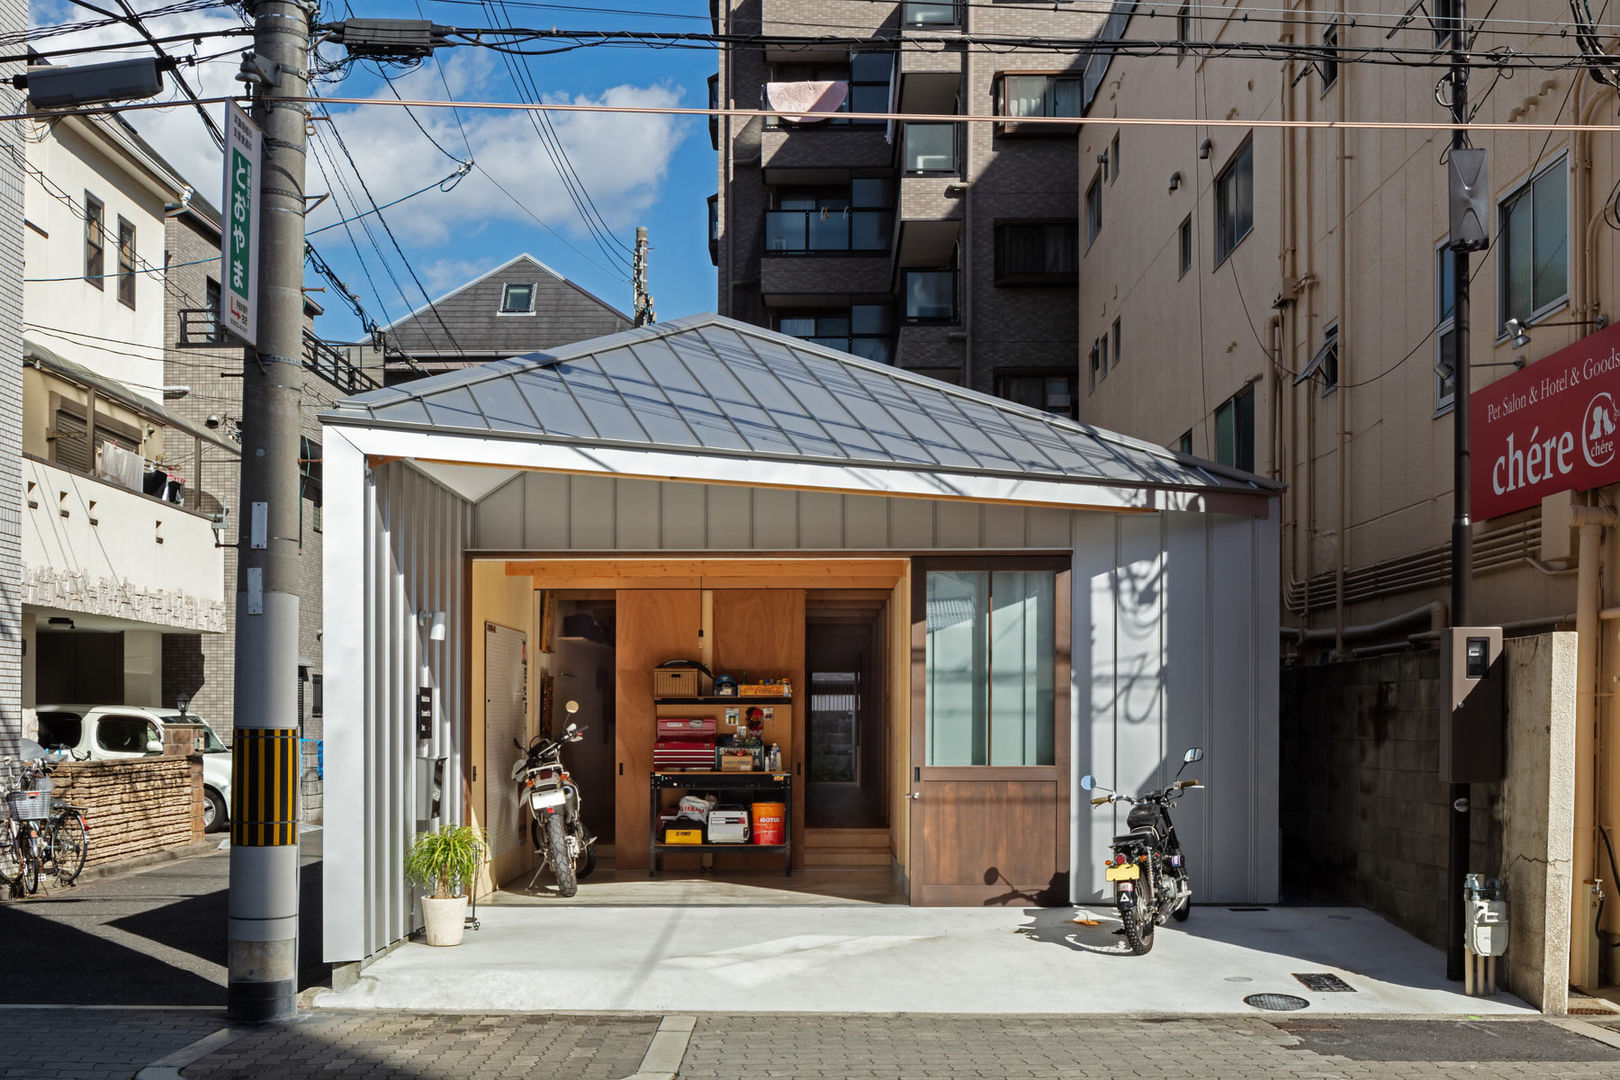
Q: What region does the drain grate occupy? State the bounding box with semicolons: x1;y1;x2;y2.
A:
1228;906;1270;912
1293;972;1356;993
1245;993;1311;1012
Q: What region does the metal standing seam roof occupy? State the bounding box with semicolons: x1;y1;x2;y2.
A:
321;314;1277;497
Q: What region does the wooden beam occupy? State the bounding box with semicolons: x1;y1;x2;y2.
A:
504;558;907;591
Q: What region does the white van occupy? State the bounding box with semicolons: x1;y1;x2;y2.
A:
33;705;234;833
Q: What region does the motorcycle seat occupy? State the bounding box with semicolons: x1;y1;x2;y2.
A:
1112;830;1158;847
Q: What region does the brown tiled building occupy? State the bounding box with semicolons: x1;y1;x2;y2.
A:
712;1;1105;411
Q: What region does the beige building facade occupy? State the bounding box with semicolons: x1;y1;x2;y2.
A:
1075;3;1620;990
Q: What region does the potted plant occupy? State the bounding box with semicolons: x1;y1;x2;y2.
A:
404;824;486;946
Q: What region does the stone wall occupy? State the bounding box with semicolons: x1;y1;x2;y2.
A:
46;756;203;871
1280;648;1502;950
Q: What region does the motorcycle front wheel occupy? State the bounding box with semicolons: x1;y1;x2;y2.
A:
547;813;578;898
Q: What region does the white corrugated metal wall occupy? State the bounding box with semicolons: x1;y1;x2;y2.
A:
325;436;469;963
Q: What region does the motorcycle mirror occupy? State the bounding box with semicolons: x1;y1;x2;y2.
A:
1183;747;1205;763
1080;774;1096;791
565;700;580;715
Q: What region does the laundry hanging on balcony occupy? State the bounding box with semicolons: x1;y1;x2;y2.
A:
96;440;143;493
765;80;848;123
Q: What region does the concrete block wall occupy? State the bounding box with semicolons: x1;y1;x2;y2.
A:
1280;648;1502;950
0;0;25;754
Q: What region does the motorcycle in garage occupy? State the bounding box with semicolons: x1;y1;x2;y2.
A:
512;700;598;897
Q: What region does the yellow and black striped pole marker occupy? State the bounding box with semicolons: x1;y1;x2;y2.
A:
231;728;299;848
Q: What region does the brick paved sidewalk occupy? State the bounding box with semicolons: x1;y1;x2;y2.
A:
677;1014;1620;1080
0;1007;222;1080
6;1008;1620;1080
182;1012;660;1080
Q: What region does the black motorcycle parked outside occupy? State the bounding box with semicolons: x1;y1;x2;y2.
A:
1081;747;1204;955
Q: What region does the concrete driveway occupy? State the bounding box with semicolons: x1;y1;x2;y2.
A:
318;902;1533;1015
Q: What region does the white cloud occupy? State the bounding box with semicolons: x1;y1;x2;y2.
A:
29;5;687;265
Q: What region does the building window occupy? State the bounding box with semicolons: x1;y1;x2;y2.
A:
995;221;1077;285
1110;132;1121;181
1179;215;1193;278
84;194;104;287
311;673;323;719
708;193;719;266
707;72;720;150
1112;317;1122;366
1085;173;1102;247
778;305;893;364
996;373;1076;419
1177;5;1193;62
1215;138;1255;265
1321;20;1339;90
1088;333;1109;391
771;55;892;127
299;436;322;508
116;217;136;309
903;122;957;174
766;182;893;254
1299;322;1339;393
1214;384;1255;472
996;74;1084;119
903;0;958;26
1178;430;1193;455
1499;155;1569;333
500;282;535;313
903;270;956;322
925;569;1056;767
204;277;222;343
1437;242;1457;412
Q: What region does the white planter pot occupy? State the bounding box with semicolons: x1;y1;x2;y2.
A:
419;895;468;947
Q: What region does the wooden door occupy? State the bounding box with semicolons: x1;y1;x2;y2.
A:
908;562;1070;906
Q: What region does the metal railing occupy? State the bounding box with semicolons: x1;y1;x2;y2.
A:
764;208;893;254
174;309;379;394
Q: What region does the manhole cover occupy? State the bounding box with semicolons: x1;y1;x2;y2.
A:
1245;993;1310;1012
1294;972;1356;993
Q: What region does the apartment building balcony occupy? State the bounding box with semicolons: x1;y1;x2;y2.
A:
760;242;894;305
22;455;226;634
762;126;893;179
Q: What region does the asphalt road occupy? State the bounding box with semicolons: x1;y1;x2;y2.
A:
0;828;325;1005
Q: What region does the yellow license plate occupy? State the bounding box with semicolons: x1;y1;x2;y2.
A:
1105;864;1140;882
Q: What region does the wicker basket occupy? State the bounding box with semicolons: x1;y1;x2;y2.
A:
653;668;700;697
8;790;52;821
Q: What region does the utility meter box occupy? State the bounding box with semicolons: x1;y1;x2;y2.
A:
1439;627;1504;782
1467;898;1509;957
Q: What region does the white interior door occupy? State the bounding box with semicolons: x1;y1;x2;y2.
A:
484;622;528;863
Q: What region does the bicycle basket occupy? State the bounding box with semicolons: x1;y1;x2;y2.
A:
7;790;52;820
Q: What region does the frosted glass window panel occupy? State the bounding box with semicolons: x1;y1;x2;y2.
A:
926;571;988;765
1003;76;1046;118
989;571;1056;766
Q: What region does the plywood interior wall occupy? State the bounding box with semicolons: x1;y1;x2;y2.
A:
614;589;703;869
710;588;806;871
469;560;537;897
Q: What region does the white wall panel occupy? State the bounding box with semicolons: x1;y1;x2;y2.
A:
934;501;981;548
660;482;708;548
1163;512;1213;897
1072;513;1118;900
1207;514;1258;903
981;505;1026;550
524;473;570;550
1114;513;1166;798
888;498;934;550
706;485;752;546
1028;508;1070;549
614;479;661;550
473;476;523;550
843;494;890;548
799;491;844;549
753;488;798;548
568;474;616;549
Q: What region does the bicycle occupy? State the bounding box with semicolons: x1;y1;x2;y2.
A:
2;755;88;895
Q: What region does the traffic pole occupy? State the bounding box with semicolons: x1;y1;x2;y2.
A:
1446;0;1472;984
227;0;311;1023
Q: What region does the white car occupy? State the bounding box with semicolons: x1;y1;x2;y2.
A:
33;705;234;833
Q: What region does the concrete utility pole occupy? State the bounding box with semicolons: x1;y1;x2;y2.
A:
633;225;655;327
1445;0;1472;985
228;0;311;1023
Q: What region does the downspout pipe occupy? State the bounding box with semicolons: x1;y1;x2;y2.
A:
1571;502;1614;991
1287;599;1447;647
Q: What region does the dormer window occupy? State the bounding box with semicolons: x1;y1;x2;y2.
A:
500;282;535;314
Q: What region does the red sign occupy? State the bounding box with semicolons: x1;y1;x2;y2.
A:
1471;321;1620;520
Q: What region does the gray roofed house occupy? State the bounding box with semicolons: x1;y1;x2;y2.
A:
378;253;632;385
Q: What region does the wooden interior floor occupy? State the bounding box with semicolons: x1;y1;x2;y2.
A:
806;781;886;829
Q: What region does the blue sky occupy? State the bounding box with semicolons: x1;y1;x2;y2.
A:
34;1;719;340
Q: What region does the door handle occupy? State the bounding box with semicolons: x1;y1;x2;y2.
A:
905;792;921;800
